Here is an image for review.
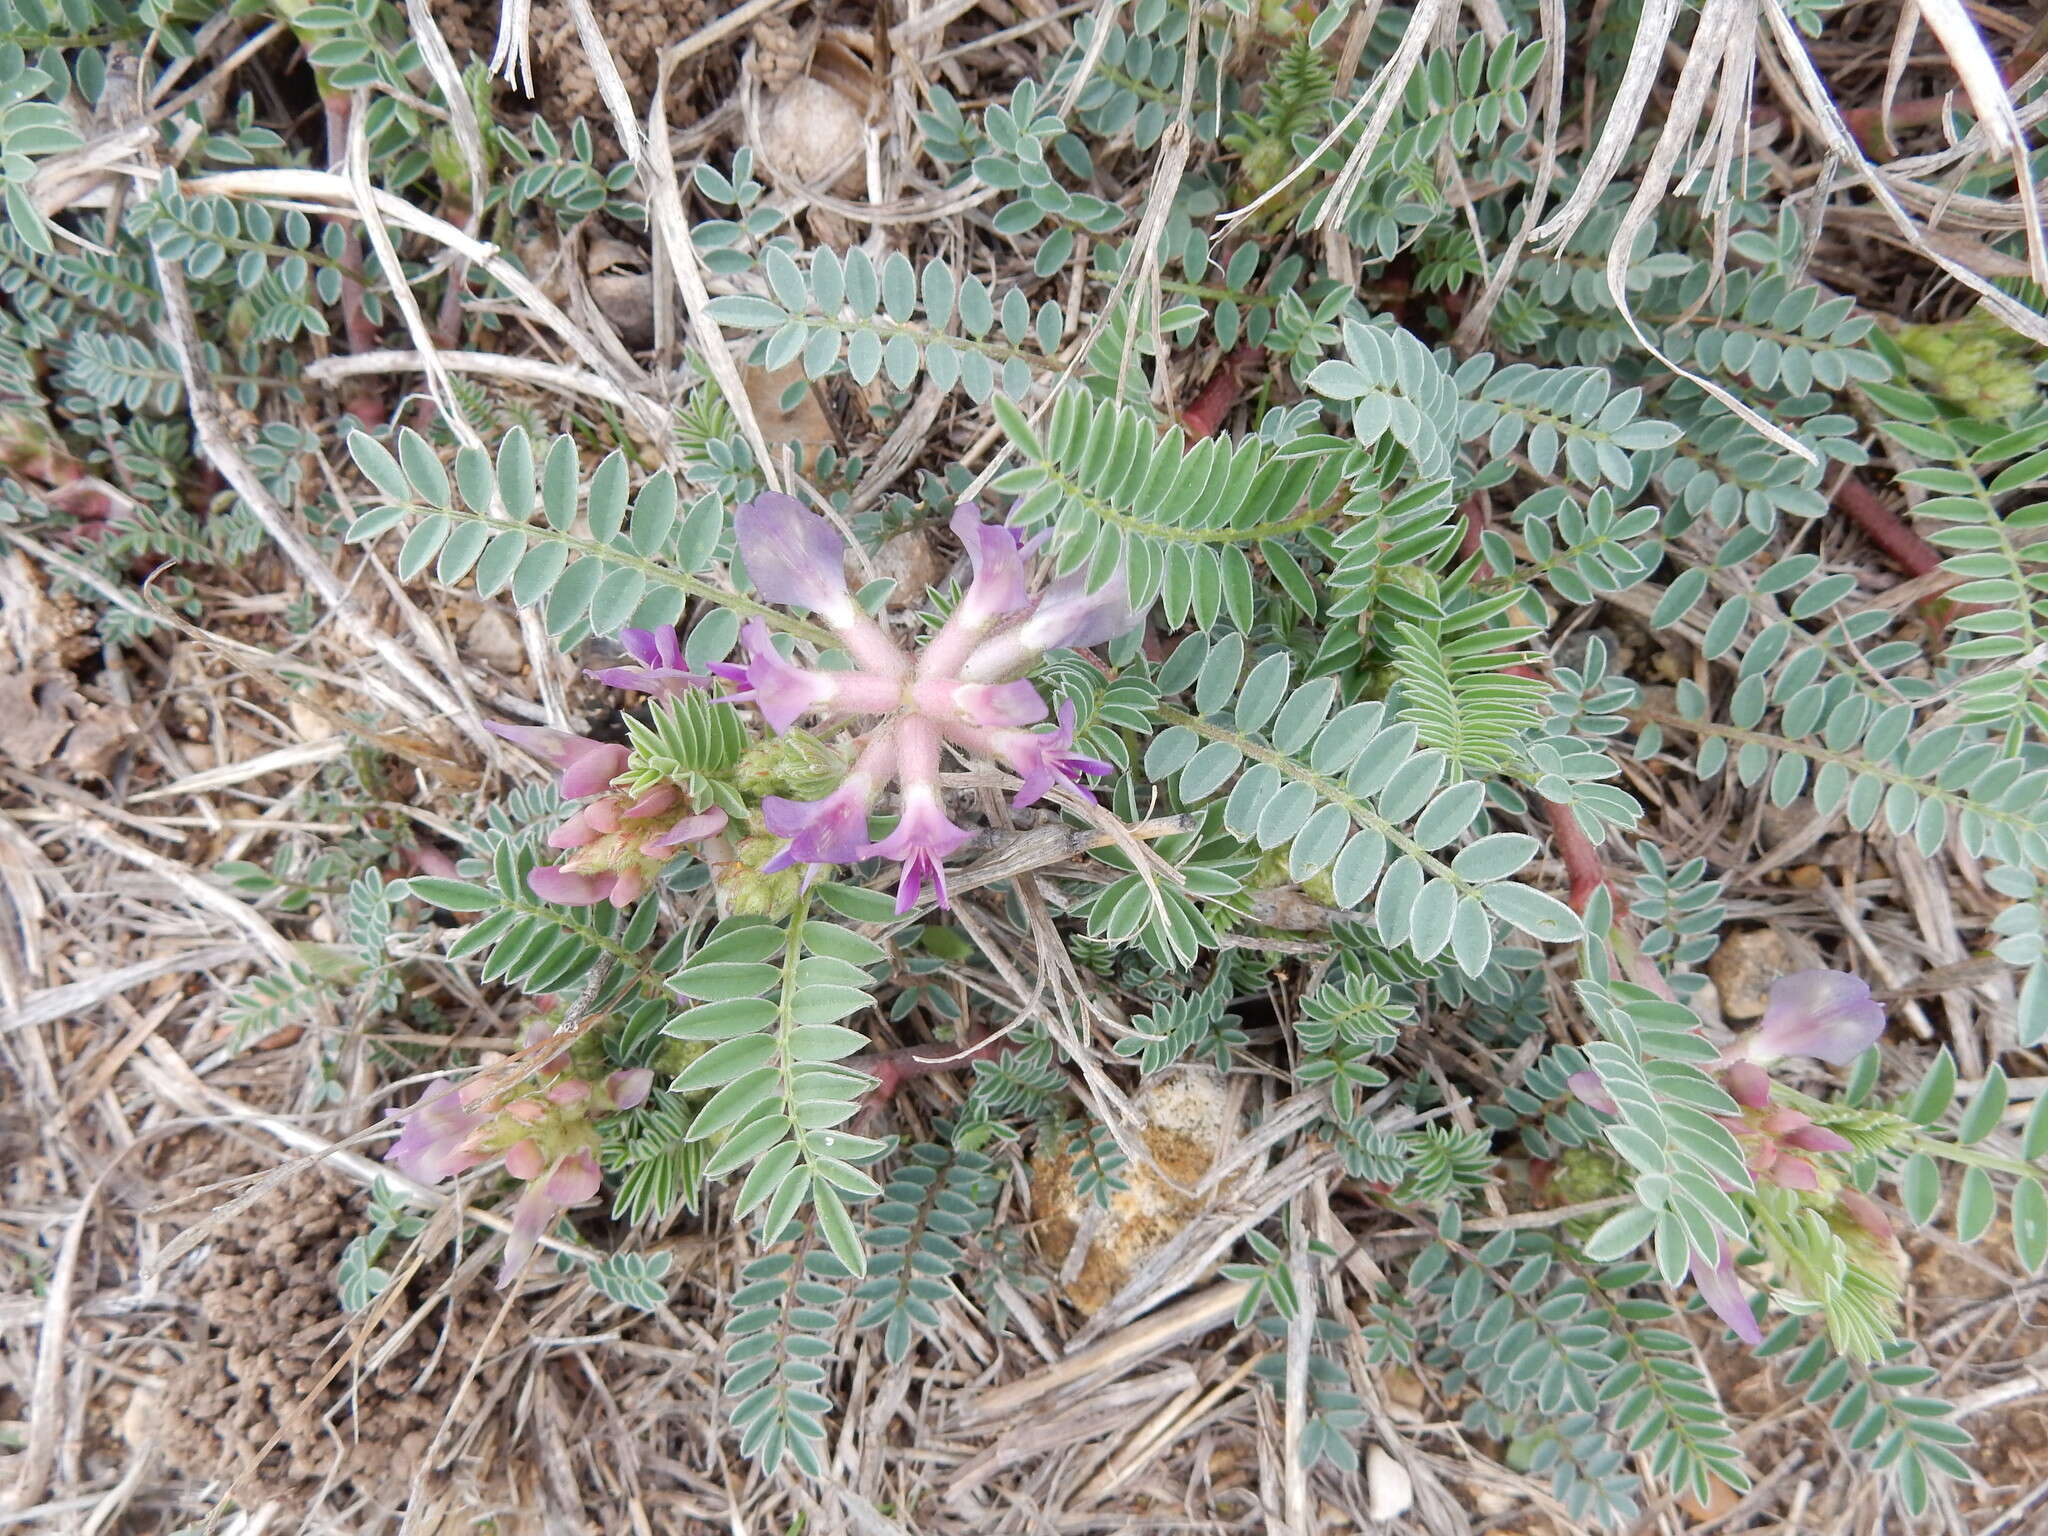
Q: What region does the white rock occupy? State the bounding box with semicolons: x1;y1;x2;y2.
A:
1366;1444;1414;1523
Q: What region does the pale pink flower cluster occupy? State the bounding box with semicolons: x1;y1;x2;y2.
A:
386;1033;652;1286
1569;969;1889;1346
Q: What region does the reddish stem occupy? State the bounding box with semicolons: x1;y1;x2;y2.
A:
1832;471;1943;580
854;1029;1020;1103
1180;345;1265;439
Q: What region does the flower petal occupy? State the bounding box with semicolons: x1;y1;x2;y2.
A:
735;492;851;614
1722;1060;1773;1109
1750;969;1887;1065
1690;1240;1763;1347
1566;1069;1619;1116
528;865;614;906
498;1180;557;1286
1022;564;1140;653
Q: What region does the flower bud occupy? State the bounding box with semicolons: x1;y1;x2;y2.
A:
504;1137;547;1180
606;1068;654;1111
1566;1070;1618;1116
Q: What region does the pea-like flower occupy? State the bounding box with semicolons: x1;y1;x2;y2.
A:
501;1146;603;1285
383;1045;650;1287
386;1079;490;1184
1690;1239;1763;1347
1741;969;1887;1066
486;721;630;800
858;721;971;913
984;700;1115;808
489;637;733;908
759;737;895;881
583;625;717;700
720;492;1132;912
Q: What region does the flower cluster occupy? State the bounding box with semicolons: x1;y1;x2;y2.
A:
483;496;1130;916
486;719;729;907
1571;969;1890;1347
718;493;1130;913
386;1022;651;1285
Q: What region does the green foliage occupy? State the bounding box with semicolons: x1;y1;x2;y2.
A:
1113;970;1246;1072
710;245;1065;403
853;1141;1000;1362
665;900;888;1273
587;1249;673;1310
337;1179;426;1312
23;0;2048;1519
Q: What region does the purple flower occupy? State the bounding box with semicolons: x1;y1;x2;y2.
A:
862;784;971;914
993;700;1113;807
1745;970;1887;1066
583;625;714;699
762;772;881;876
486;721;630;799
386;1079;488;1184
1016;563;1140;654
951;504;1037;624
1566;1069;1619;1116
499;1146;603;1287
730;618;838;733
1690;1239;1763;1347
920;506;1045;677
735;492;854;619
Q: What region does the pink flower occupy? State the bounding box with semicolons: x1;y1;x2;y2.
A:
499;1146;603;1286
913;676;1048;729
584;625;715;699
1722;1060;1773;1110
1745;970;1887;1066
735;492;854;618
486;721;630;799
1014;563;1139;652
1837;1188;1893;1242
527;783;728;909
528;865;632;906
730;619;833;733
606;1069;654;1111
1566;1069;1619;1116
640;807;731;853
959;561;1140;682
386;1079;489;1184
952;504;1036;622
918;507;1045;678
1690;1239;1762;1347
990;700;1114;807
1779;1120;1852;1154
862;783;971;914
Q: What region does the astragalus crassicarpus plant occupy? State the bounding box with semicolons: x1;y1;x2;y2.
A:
9;0;2048;1521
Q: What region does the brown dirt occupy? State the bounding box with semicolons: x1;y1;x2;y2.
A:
154;1151;529;1521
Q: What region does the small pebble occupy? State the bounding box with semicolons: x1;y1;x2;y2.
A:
1366;1444;1414;1521
1708;928;1792;1020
